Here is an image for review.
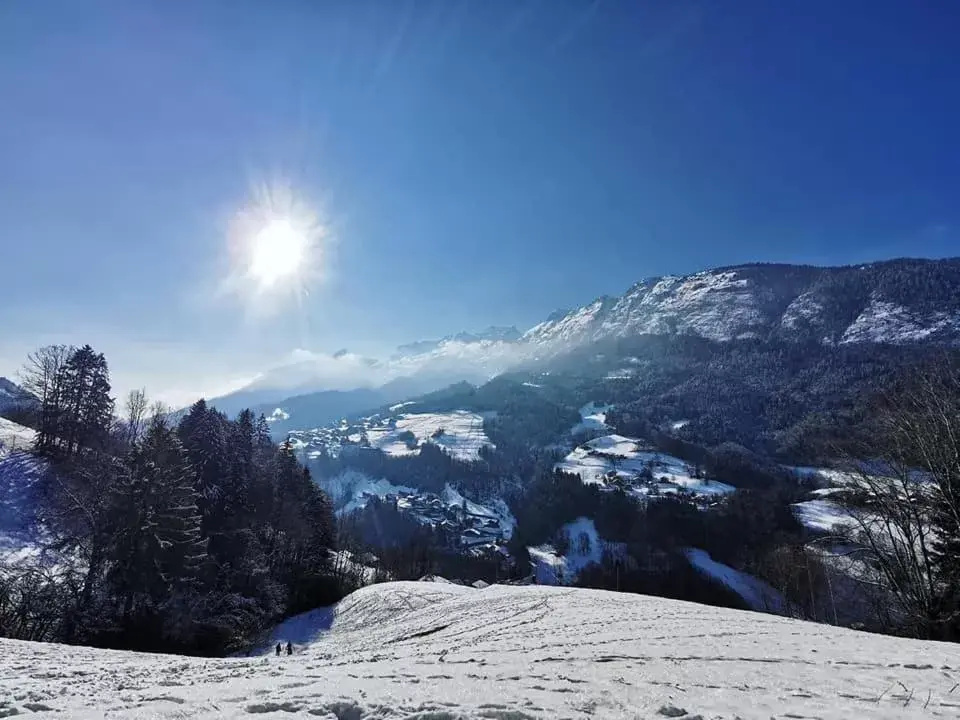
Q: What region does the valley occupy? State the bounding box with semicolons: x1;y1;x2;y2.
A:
1;257;959;666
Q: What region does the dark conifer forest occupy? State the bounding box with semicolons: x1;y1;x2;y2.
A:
3;345;340;656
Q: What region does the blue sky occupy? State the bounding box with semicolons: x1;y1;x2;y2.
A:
1;1;958;405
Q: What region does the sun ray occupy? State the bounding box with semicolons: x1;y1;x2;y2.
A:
223;180;328;312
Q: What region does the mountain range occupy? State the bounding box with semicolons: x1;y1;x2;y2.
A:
211;257;960;424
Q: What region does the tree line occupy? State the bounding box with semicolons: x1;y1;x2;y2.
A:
0;344;340;656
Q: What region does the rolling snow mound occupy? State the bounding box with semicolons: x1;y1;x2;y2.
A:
3;581;960;718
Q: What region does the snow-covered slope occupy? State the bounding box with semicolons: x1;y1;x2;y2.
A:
570;401;611;435
0;376;34;413
685;548;787;613
0;420;46;564
293;410;494;463
369;411;494;461
557;433;736;498
525;260;960;349
528;516;620;584
0;417;35;455
3;581;960;718
318;469;417;514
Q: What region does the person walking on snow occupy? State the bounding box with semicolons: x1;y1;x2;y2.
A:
286;641;293;655
275;642;282;657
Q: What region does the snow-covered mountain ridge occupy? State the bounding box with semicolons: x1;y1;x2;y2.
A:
3;580;959;718
525;258;960;348
0;376;34;414
212;258;960;416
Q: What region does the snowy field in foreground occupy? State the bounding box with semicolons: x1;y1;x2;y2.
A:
4;582;960;719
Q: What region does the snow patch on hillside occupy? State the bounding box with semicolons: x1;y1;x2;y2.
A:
570;402;611;435
793;498;858;533
841;296;960;344
0;417;35;456
441;484;516;539
4;580;960;718
780;291;826;331
318;469;416;514
0;424;48;565
366;411;494;461
265;407;289;423
685;548;787;613
528;517;619;585
557;434;736;498
602;270;765;342
522;297;612;345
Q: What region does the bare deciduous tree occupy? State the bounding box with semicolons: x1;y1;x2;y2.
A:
124;388;149;445
18;344;73;450
836;358;960;639
18;344;71;404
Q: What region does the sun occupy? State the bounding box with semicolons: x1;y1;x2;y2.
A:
222;180;329;313
249;217;307;287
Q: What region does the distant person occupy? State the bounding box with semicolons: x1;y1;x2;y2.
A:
286;641;293;656
275;642;282;657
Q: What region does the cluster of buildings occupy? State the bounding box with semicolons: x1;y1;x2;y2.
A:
379;489;511;555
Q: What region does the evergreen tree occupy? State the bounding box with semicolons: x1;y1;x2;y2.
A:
107;415;205;628
55;345;114;455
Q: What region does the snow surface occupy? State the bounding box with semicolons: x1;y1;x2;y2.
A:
440;484;516;539
320;471;515;540
319;469;417;515
528;517;615;585
366;411;494;462
556;434;736;498
570;402;612;435
685;548;787;613
841;295;960;344
3;580;960;718
0;417;35;456
253;606;334;655
780;291;826;332
0;422;47;565
793;499;857;533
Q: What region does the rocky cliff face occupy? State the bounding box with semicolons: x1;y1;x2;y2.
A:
523;259;960;349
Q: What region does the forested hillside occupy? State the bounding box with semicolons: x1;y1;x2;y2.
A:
291;337;960;642
0;345;341;656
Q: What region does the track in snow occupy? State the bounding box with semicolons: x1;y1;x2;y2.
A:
2;581;960;718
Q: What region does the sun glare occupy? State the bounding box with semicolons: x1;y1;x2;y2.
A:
249;218;307;287
224;180;328;311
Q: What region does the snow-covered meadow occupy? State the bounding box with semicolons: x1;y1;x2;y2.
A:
293;410;495;463
556;433;735;498
367;411;494;462
570;402;611;435
2;580;959;718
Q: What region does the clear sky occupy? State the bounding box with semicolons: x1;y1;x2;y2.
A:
1;1;958;405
